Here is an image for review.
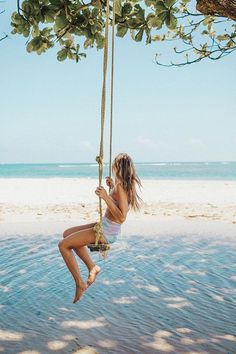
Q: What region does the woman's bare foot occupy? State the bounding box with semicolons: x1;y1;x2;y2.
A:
73;280;87;303
87;265;101;287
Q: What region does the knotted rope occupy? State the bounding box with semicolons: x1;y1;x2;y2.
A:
93;0;116;251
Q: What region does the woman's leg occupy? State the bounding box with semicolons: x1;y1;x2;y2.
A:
58;227;98;303
63;223;97;271
63;222;97;237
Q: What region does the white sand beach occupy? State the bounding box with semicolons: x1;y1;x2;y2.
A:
0;178;236;235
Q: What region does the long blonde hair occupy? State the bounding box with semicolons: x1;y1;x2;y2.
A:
112;153;142;211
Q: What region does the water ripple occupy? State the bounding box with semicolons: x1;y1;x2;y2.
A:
0;232;236;353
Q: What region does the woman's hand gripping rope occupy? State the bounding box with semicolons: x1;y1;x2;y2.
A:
94;186;110;254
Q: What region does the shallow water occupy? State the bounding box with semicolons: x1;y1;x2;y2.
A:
0;230;236;354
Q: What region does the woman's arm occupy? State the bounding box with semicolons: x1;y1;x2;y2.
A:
95;184;129;223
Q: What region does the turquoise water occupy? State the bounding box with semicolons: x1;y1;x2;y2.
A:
0;231;236;353
0;161;236;179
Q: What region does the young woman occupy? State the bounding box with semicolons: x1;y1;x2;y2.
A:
58;153;142;303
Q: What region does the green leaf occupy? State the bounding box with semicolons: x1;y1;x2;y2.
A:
134;4;145;20
57;48;67;61
84;37;94;48
55;14;67;30
61;32;73;40
114;0;122;16
116;24;128;37
45;13;55;23
32;26;40;37
165;12;177;29
95;32;104;48
157;11;167;22
22;1;34;14
165;0;176;8
155;1;167;11
145;0;157;6
31;36;43;51
134;28;144;41
50;0;61;5
91;8;100;18
91;21;103;34
152;34;162;41
22;25;30;37
26;42;34;53
75;14;87;26
216;34;229;41
64;39;73;47
203;16;213;26
92;0;102;8
147;14;162;28
82;8;90;18
11;12;25;25
226;40;234;48
91;24;97;34
130;28;135;40
127;18;143;28
67;50;76;60
145;28;151;44
122;2;133;16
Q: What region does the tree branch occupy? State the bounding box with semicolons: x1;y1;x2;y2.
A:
0;33;8;41
197;0;236;21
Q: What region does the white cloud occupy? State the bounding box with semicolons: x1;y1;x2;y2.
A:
135;135;157;149
188;138;205;149
78;140;93;151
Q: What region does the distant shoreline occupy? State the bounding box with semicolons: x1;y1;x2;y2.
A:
0;161;236;180
1;161;236;164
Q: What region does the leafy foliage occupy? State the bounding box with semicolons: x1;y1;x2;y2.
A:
11;0;236;65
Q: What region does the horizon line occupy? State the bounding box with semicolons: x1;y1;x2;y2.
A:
0;161;235;165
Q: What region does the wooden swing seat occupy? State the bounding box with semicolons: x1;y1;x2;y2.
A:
88;243;111;252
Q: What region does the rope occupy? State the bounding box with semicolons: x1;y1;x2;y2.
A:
94;0;116;250
109;0;115;182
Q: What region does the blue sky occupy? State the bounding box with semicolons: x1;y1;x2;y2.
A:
1;2;236;163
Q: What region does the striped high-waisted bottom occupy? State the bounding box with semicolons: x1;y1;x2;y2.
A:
102;215;121;244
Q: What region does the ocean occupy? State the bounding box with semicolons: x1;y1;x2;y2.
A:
0;161;236;179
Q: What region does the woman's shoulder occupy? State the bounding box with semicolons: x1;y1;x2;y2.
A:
114;181;125;193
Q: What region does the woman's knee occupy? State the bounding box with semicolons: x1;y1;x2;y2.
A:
58;239;66;251
63;229;70;238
